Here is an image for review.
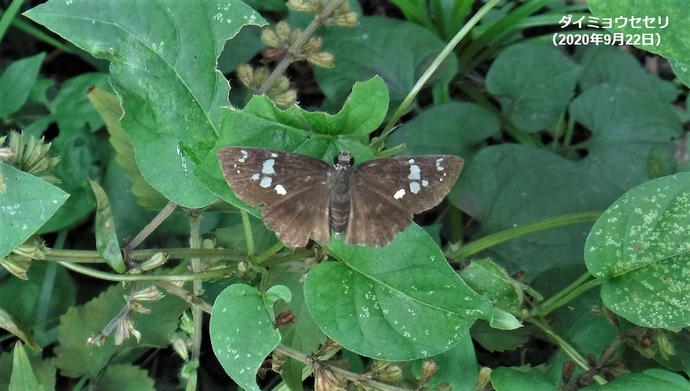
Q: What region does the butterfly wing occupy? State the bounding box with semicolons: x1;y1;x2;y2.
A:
217;147;332;248
344;155;463;246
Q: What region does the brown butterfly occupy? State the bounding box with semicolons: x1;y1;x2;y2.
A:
218;147;463;248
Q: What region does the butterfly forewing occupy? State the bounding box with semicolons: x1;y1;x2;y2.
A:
345;155;463;246
217;147;332;248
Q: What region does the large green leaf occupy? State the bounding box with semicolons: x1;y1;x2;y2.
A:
585;173;690;328
0;164;68;260
0;53;45;118
451;144;622;277
387;101;500;158
53;284;186;378
486;42;579;133
305;225;493;360
210;284;291;391
25;0;267;208
588;0;690;88
314;16;458;112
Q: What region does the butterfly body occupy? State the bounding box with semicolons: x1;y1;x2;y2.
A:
218;147;463;248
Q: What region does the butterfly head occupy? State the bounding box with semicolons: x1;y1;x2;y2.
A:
333;151;354;170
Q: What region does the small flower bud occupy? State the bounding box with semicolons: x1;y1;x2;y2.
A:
261;28;282;48
236;64;255;89
139;252;167;271
307;52;334;68
172;337;189;361
275;21;293;43
130;285;164;302
271;89;298;107
287;0;315;12
330;12;359;27
274;310;296;328
419;360;438;385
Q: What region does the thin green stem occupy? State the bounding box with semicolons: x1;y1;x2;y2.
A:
123;201;177;253
0;0;26;44
528;317;607;385
373;0;501;150
53;260;234;282
187;211;202;391
535;277;604;316
45;248;246;263
241;209;255;257
447;211;601;259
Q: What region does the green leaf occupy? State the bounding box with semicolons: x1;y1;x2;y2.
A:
88;87;168;210
89;180;127;273
577;45;677;102
486;42;579;132
40;125;107;233
460;259;523;313
387;101;500;157
266;265;328;391
581;368;690;391
0;164;69;260
199;77;388;209
210;283;291;391
93;364;155;391
410;334;479;390
49;72;110;132
572;83;681;189
0;309;40;351
9;342;43;391
25;0;267;208
585;173;690;328
0;53;45;118
588;0;690;88
490;366;555;390
314;16;458;112
305;225;493;360
53;284;186;378
0;262;76;346
450;144;621;277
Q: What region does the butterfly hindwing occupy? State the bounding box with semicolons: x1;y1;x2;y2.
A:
345;155;463;246
217;147;332;248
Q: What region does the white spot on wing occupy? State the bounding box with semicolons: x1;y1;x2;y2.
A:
238;149;249;163
270;152;278;158
275;184;287;195
408;164;421;180
251;173;260;180
410;181;421;194
436;157;444;171
422;179;429;187
260;176;272;188
393;189;405;199
262;159;276;175
408;158;415;164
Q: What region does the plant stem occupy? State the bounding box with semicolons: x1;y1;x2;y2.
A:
446;211;601;259
274;344;409;391
528;317;607;385
258;0;348;95
535;277;604;316
187;210;203;391
0;0;26;43
123;201;177;253
53;260;234;282
45;247;246;263
373;0;501;150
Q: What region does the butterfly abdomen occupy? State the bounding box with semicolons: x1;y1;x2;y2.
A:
328;157;353;234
